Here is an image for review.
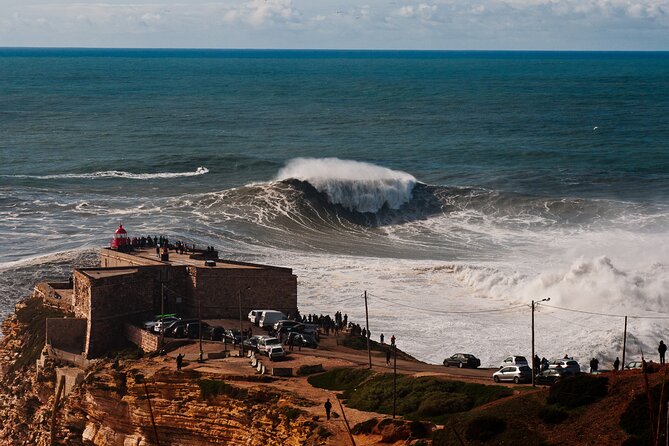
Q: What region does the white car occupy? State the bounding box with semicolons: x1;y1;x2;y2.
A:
248;310;268;326
493;365;532;384
257;337;286;360
499;355;529;369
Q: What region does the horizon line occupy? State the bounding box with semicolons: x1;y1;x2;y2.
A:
2;46;668;53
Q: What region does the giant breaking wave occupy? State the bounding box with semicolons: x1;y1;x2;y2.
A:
275;158;416;213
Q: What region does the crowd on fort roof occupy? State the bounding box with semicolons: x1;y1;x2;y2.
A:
122;233;213;254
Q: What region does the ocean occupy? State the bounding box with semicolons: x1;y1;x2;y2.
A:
1;48;668;367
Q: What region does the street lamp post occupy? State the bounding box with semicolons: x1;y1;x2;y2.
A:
531;298;550;388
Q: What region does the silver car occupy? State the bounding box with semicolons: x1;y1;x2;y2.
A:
493;365;532;384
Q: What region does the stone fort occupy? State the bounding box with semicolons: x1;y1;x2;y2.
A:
35;226;297;359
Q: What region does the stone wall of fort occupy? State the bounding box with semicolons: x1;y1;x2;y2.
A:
125;324;159;353
185;266;298;319
46;318;87;353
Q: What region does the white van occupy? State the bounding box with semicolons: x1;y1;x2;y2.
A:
258;310;286;329
248;310;269;326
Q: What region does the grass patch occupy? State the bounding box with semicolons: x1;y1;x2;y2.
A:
345;374;512;423
431;390;548;445
307;367;372;392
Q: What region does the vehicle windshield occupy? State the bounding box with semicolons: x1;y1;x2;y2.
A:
265;338;281;346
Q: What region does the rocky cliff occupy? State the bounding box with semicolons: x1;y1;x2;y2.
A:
0;298;328;446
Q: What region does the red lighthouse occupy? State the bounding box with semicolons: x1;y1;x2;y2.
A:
111;224;129;251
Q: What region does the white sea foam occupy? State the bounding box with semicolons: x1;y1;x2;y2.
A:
275;158;416;213
7;166;209;180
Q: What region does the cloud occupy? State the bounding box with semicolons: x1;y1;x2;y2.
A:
394;3;437;19
0;0;667;48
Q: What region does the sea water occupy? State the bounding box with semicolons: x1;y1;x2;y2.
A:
1;49;668;367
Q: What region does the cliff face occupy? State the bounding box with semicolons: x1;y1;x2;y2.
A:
0;299;325;446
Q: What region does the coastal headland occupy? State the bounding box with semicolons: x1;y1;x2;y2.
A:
0;237;665;445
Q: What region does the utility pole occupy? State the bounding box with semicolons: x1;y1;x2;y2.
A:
364;290;371;369
622;316;628;370
531;298;550;388
393;342;397;419
239;289;244;357
198;293;204;362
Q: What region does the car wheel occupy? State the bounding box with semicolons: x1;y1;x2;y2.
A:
493;376;500;383
458;362;463;368
513;377;520;384
443;360;449;367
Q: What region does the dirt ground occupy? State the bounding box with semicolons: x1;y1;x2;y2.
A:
139;325;517;445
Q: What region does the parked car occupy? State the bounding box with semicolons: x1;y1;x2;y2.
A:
275;323;308;337
248;310;269;326
443;353;481;368
625;361;643;370
163;318;199;338
259;311;286;329
535;368;569;385
257;337;286;360
224;329;242;344
185;321;210;339
203;325;226;341
144;316;180;332
499;355;529;369
548;359;581;376
493;365;532;384
243;335;262;352
273;320;302;332
287;332;319;349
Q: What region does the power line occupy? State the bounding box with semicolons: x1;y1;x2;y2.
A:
543;303;669;320
367;293;527;315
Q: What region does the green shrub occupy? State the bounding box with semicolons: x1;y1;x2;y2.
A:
538;406;569;424
307;367;372;392
417;393;473;416
345;374;510;421
547;375;608;408
465;415;507;442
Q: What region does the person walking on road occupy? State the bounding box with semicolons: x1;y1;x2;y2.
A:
176;353;184;371
324;398;332;420
659;341;667;365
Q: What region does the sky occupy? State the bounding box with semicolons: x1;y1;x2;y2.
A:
0;0;668;50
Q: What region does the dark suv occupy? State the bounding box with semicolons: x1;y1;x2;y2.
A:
163;318;199;338
443;353;481;368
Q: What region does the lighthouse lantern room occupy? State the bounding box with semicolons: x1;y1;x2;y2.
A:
111;224;129;251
